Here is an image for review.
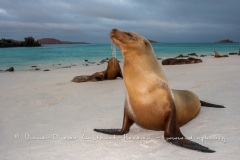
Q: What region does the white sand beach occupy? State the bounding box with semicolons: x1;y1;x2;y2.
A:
0;56;240;160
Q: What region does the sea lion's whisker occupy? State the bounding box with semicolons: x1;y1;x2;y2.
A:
111;40;117;69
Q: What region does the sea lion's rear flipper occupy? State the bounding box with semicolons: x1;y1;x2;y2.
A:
94;109;134;135
164;109;215;153
118;70;123;79
200;100;225;108
165;137;215;153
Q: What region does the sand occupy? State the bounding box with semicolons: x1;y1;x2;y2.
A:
0;56;240;160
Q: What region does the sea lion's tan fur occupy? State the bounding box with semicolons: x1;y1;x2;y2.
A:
94;29;217;153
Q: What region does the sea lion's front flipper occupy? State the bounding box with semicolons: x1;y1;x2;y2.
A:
94;109;134;135
93;129;123;135
164;108;215;153
118;70;123;79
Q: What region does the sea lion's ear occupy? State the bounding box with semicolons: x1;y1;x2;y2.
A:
144;40;149;46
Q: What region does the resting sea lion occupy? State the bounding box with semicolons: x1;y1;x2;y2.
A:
214;51;229;58
94;29;224;152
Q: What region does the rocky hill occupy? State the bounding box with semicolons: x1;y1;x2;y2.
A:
38;38;88;44
217;39;234;43
0;37;41;48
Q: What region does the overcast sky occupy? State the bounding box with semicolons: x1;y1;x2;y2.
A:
0;0;239;43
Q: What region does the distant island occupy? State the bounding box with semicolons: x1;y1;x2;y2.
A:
0;37;41;48
217;39;234;43
38;38;89;44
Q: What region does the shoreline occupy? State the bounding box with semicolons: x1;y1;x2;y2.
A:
1;53;239;72
1;42;240;72
0;58;113;72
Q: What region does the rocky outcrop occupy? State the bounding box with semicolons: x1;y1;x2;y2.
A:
5;67;14;72
229;53;238;55
162;57;202;65
188;53;198;56
174;54;189;58
217;39;234;43
99;58;109;64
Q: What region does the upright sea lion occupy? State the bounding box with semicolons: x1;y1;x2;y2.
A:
72;57;123;82
94;29;224;152
103;57;123;80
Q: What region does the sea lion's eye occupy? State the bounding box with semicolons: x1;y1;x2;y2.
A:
126;33;136;41
144;40;149;46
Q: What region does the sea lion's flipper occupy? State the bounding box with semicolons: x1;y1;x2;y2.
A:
200;100;225;108
164;109;215;153
118;70;123;79
94;109;134;135
166;137;215;153
94;129;123;135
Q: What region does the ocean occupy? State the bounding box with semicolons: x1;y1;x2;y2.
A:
0;43;239;71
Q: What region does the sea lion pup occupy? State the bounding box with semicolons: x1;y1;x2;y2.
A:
72;57;123;82
94;29;224;152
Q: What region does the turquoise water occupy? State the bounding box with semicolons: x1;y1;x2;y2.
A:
0;43;239;71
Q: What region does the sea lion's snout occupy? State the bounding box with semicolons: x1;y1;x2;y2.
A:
110;29;124;45
111;28;119;33
110;28;120;37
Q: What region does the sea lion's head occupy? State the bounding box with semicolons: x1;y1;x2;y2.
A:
110;29;152;58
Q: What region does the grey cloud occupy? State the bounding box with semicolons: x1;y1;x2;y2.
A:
0;0;239;43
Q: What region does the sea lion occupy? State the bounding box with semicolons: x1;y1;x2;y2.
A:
72;57;123;82
94;29;224;152
103;57;123;80
214;51;229;58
